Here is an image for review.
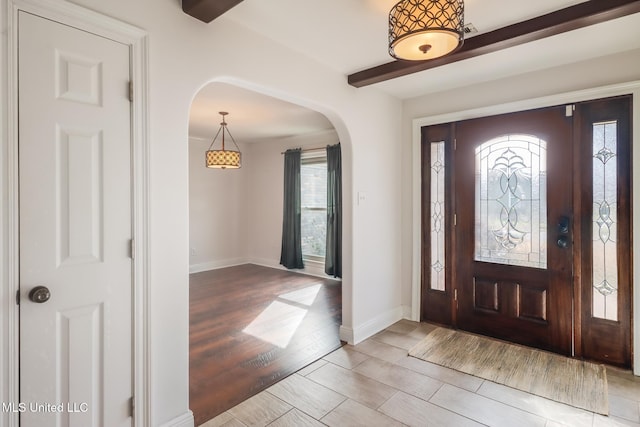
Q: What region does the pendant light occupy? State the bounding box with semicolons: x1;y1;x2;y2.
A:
205;111;241;169
389;0;464;61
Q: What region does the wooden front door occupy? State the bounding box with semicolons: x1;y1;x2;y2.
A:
421;96;632;366
454;107;573;355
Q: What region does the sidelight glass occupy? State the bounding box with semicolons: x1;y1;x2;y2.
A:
592;121;618;321
475;135;547;269
430;142;446;291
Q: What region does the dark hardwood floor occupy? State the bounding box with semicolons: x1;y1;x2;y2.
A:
189;264;342;426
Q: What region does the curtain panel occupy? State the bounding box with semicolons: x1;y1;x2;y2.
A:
325;143;342;278
280;148;304;269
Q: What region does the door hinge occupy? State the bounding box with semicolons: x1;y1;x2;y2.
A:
129;239;135;259
454;289;458;301
16;290;20;305
129;396;134;418
565;104;574;117
453;214;457;226
128;81;133;102
453;138;457;150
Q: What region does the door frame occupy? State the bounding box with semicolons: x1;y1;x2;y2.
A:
410;81;640;375
1;1;150;426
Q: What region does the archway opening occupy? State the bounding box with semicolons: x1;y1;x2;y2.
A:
187;81;346;425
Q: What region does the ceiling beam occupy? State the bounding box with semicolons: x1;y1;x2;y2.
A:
182;0;244;23
348;0;640;88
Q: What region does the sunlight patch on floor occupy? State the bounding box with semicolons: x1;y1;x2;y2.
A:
279;284;322;306
242;284;322;348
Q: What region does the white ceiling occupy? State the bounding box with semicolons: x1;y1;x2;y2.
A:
189;83;335;142
189;0;640;142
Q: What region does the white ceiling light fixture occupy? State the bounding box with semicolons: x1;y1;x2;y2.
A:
389;0;464;61
205;111;242;169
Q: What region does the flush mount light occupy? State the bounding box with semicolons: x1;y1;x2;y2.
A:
205;111;241;169
389;0;464;61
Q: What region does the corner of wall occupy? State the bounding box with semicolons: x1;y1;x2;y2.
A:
401;304;413;320
339;325;354;344
159;410;194;427
350;306;404;345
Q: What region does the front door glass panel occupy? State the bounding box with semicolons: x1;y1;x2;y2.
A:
430;141;446;291
592;121;618;321
474;134;547;269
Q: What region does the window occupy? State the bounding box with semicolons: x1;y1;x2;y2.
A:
300;154;327;261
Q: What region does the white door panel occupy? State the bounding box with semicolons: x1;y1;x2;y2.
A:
19;11;132;427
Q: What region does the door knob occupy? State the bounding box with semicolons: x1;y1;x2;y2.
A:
557;236;569;249
28;286;51;303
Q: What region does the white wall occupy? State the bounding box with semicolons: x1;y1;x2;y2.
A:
0;1;403;426
189;137;248;272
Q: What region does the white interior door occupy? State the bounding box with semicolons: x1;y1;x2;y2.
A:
18;11;133;427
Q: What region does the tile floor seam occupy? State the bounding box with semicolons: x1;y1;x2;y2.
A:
428;383;550;427
464;381;596;424
270;380;349;422
477;382;596;427
303;360;394;411
395;354;486;393
373;388;402;412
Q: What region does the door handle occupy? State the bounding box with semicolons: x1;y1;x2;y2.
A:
558;216;570;234
557;236;569;249
28;286;51;303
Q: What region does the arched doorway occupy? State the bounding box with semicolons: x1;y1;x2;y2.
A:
187;81;347;424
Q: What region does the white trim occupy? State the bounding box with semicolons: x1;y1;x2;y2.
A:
401;304;413;320
248;257;340;281
158;411;194;427
339;325;354;344
350;306;404;345
410;81;640;375
410;119;422;322
2;1;20;425
3;3;152;427
189;258;247;274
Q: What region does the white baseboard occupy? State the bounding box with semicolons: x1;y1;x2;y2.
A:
189;256;341;281
159;410;194;427
189;258;247;273
351;306;404;345
401;305;414;320
248;257;341;281
339;325;354;344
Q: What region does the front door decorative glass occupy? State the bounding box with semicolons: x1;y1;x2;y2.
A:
474;134;547;269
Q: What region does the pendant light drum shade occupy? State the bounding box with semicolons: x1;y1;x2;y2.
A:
205;149;241;169
205;111;242;169
389;0;464;61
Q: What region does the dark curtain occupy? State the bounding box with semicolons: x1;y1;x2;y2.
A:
280;148;304;269
325;143;342;278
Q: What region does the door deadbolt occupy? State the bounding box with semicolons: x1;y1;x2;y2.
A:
28;286;51;303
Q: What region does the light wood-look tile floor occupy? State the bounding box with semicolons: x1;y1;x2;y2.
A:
200;320;640;427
